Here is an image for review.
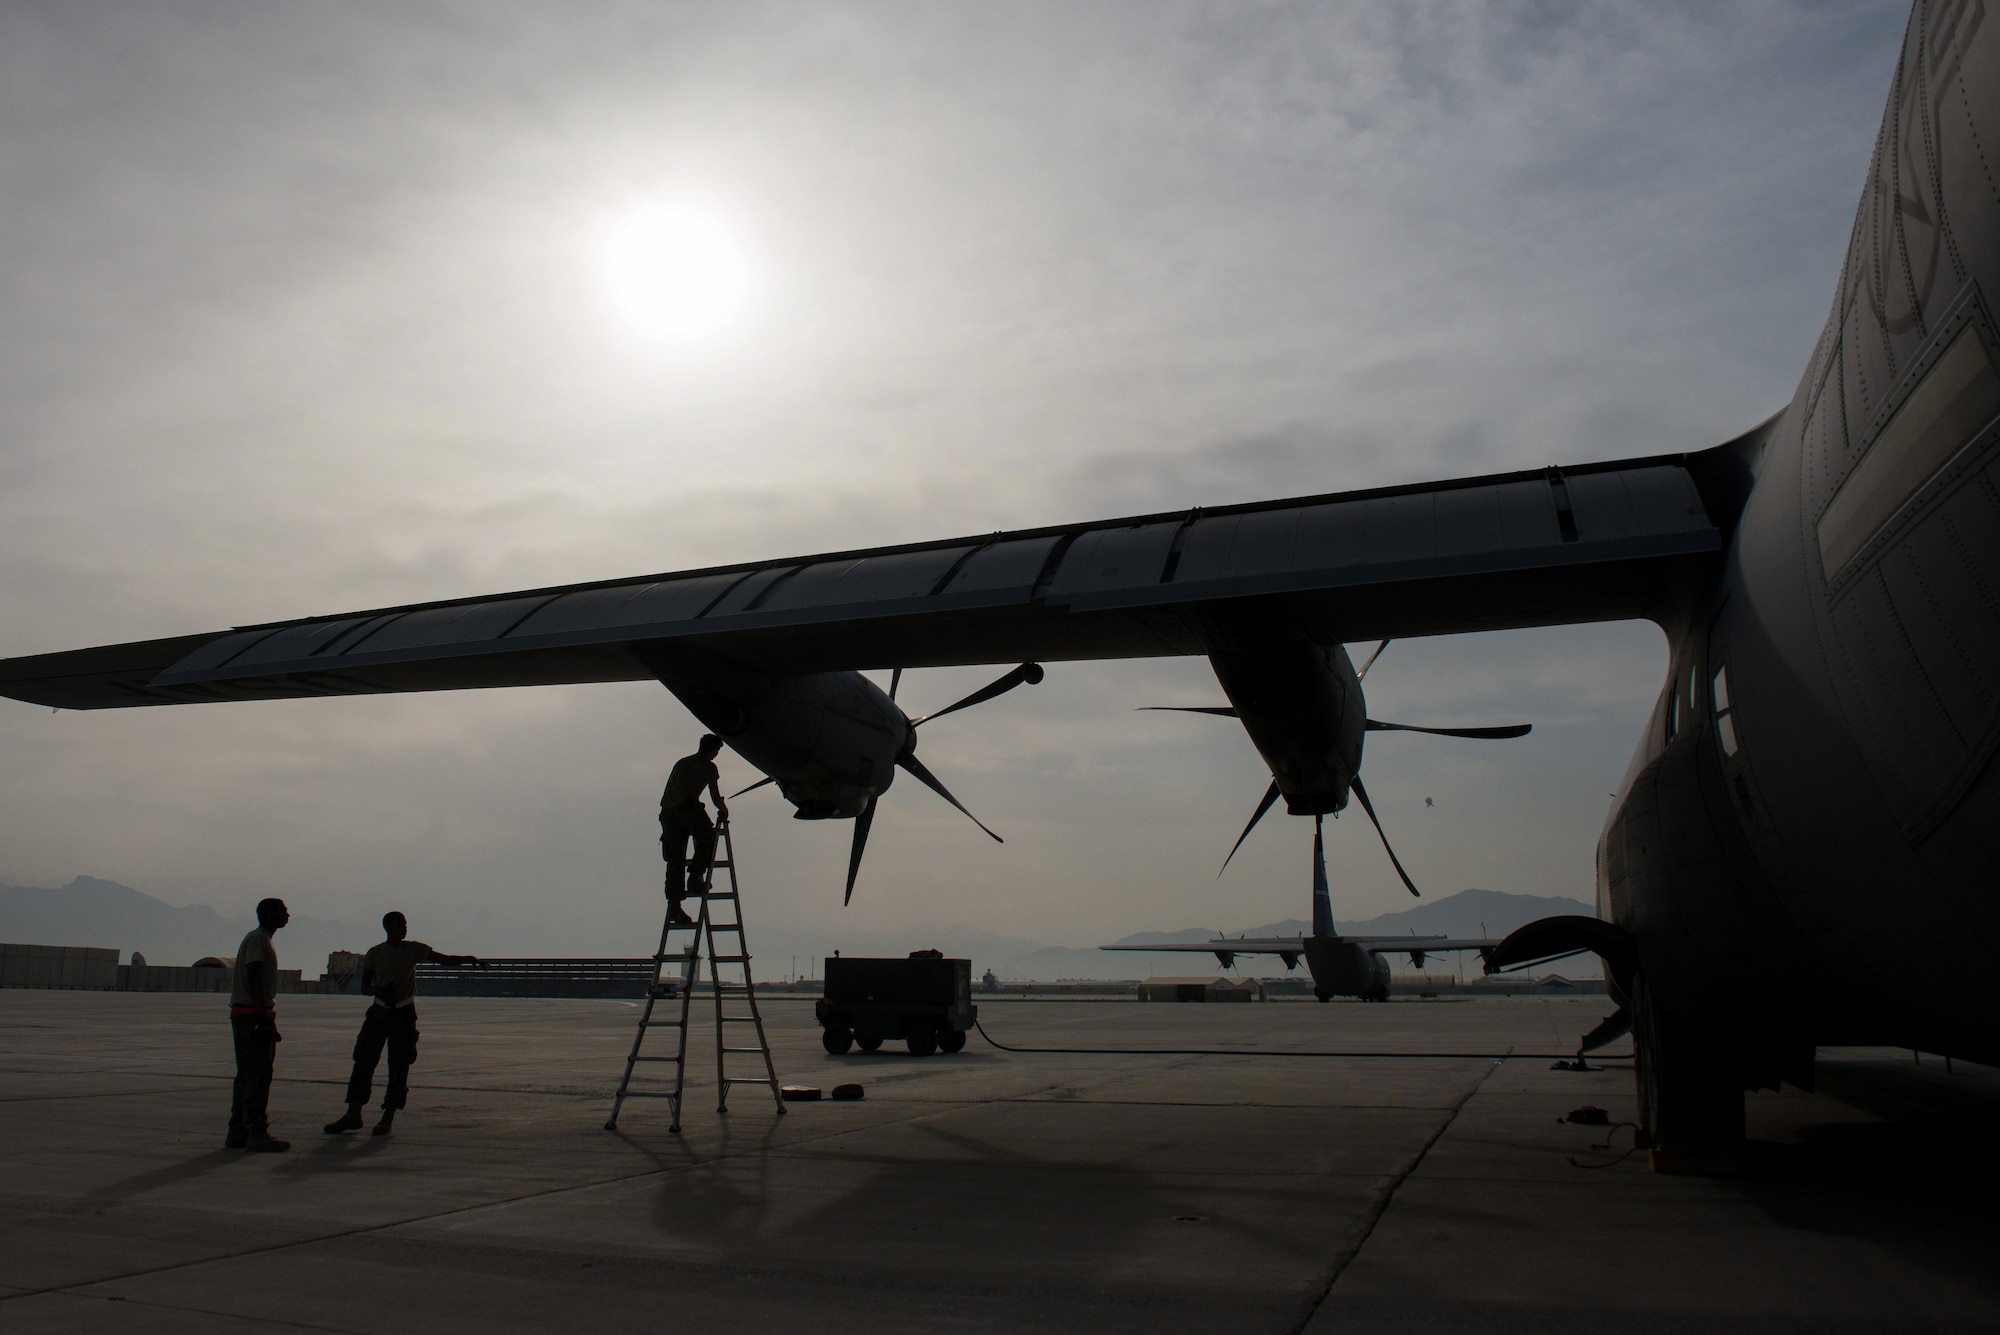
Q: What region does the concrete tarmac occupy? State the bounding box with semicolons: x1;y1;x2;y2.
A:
0;990;1993;1333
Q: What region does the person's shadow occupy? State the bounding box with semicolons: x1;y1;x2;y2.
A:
89;1148;243;1204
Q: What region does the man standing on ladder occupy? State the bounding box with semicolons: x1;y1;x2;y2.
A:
661;733;729;926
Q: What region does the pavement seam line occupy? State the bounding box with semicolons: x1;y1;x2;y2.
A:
1284;1060;1500;1335
45;1290;367;1334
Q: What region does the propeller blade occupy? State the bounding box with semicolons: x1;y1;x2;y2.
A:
729;775;778;799
909;662;1044;727
896;753;1003;842
889;668;902;702
1137;705;1239;717
1365;720;1532;739
1349;774;1420;897
1219;779;1283;877
844;795;878;905
1355;639;1392;680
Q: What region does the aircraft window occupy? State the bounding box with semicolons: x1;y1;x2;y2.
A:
1712;665;1739;757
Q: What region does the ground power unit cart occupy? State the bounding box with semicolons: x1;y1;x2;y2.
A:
816;953;977;1056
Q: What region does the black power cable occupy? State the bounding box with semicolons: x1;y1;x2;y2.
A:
974;1018;1634;1062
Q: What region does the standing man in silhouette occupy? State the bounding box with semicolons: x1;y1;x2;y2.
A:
323;911;479;1138
660;733;729;925
228;897;291;1152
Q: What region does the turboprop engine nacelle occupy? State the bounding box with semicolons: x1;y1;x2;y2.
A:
648;651;907;820
1210;638;1367;815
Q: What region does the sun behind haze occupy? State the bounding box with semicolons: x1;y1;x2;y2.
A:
0;1;1912;963
597;202;751;342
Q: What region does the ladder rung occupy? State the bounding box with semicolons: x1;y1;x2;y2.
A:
720;1045;771;1054
616;1091;682;1100
723;1076;776;1085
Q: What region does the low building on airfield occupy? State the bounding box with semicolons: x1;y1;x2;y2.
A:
1137;975;1265;1003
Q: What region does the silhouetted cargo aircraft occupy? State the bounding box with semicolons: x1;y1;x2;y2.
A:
2;0;1995;1152
1101;814;1502;1003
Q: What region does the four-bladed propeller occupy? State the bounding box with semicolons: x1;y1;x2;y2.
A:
1145;638;1530;896
736;662;1044;904
739;641;1527;907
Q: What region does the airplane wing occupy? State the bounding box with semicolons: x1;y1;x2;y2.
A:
1098;934;1497;969
0;454;1723;710
1101;937;1311;967
1347;937;1499;955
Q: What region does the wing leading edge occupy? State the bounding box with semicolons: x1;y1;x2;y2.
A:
0;455;1720;710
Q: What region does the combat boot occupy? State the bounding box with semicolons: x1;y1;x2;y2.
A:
324;1109;364;1134
225;1128;248;1149
372;1111;396;1137
244;1132;290;1152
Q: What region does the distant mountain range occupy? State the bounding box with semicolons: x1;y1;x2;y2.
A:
1;876;1595;981
0;876;369;973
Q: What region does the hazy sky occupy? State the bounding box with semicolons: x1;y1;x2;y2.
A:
0;1;1909;959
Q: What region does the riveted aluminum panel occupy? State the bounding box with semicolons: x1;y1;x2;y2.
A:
1619;466;1711;535
226;617;379;667
1432;485;1505;558
339;596;553;655
701;566;797;618
1563;471;1641;541
1173;509;1303;585
509;573;747;639
162;628;280;674
757;547;975;613
1292;498;1371;572
1495;480;1562;548
1357;492;1438;564
942;537;1060;595
1044;523;1180;599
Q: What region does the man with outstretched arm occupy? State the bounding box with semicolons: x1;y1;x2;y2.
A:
228;897;291;1152
660;733;729;926
324;912;478;1138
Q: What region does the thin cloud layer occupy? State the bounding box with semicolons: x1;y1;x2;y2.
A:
0;2;1908;954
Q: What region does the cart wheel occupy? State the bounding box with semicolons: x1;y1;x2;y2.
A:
857;1036;883;1052
905;1024;939;1057
939;1028;967;1054
822;1025;854;1055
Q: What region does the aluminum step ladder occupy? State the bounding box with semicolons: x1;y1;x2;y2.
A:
605;816;786;1133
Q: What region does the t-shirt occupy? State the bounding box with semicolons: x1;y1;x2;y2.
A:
364;940;438;1007
229;927;277;1007
660;755;719;813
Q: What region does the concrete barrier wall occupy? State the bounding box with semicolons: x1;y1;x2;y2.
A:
0;944;121;990
116;963;233;993
3;945;331;994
